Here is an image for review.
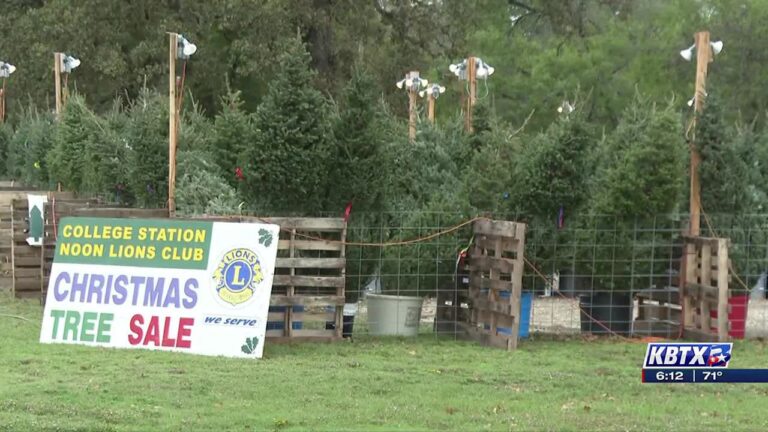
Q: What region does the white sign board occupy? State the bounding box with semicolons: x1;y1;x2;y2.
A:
40;217;279;358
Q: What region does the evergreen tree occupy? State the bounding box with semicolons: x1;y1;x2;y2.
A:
125;89;168;208
0;123;11;177
327;65;386;212
515;110;595;220
697;93;755;215
46;95;94;191
211;90;256;187
244;38;332;213
176;150;241;216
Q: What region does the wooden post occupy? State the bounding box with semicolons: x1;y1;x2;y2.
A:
427;94;435;124
465;56;477;133
689;31;711;237
716;239;729;341
0;78;6;123
407;71;419;143
54;53;63;118
168;33;179;218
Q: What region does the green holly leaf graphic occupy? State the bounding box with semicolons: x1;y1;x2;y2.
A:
241;336;260;355
258;229;273;247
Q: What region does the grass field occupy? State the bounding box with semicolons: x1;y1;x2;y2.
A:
2;295;768;431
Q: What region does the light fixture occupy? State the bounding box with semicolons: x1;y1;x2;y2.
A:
450;58;494;80
476;58;495;79
449;59;468;79
679;39;723;62
680;44;695;61
396;75;428;92
557;101;574;114
0;62;16;78
419;83;446;99
710;40;723;55
687;97;695;107
61;55;80;73
177;34;197;59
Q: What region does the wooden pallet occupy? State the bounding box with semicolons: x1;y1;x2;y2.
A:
633;287;681;337
258;217;347;342
460;219;526;351
10;197;167;302
680;235;732;341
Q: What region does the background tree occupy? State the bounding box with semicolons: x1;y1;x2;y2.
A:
242;38;332;214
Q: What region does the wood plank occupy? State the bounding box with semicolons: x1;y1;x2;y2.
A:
473;219;523;238
685;282;719;301
243;217;345;232
682;235;728;249
468;276;514;292
716;239;729;342
270;295;345;307
13;276;47;291
275;257;345;269
635;288;679;304
473;237;518;254
468;255;515;274
637;304;681;322
470;295;516;316
457;322;516;350
273;275;345;288
12;268;44;278
278;239;343;252
67;208;169;218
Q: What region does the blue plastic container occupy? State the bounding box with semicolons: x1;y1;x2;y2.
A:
267;306;303;330
485;291;532;338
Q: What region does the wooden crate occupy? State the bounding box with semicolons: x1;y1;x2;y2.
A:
257;217;347;342
680;235;732;342
633;287;681;337
459;219;526;351
10;197;167;302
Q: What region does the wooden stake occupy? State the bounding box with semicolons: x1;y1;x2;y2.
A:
427;94;435;124
689;31;711;236
407;70;419;143
168;33;179;218
0;78;6;123
465;56;477;133
54;53;63;119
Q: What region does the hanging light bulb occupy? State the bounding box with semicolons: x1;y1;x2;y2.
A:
710;40;723;55
0;62;16;78
679;44;695;61
475;58;495;79
61;55;81;73
687;97;695;107
177;34;197;59
557;101;574;114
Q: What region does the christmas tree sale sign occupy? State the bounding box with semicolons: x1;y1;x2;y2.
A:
39;217;280;359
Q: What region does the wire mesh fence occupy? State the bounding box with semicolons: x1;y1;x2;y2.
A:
337;212;768;340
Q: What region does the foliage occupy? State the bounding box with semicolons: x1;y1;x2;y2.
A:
8;110;57;188
210;90;256;186
175;150;241;217
582;94;687;291
326;65;387;213
241;38;332;214
124;89;168;208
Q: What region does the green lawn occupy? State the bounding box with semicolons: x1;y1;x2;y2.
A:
2;295;768;431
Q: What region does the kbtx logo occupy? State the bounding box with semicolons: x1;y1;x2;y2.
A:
643;343;732;368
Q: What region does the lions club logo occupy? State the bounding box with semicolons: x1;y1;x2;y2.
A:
212;248;264;306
